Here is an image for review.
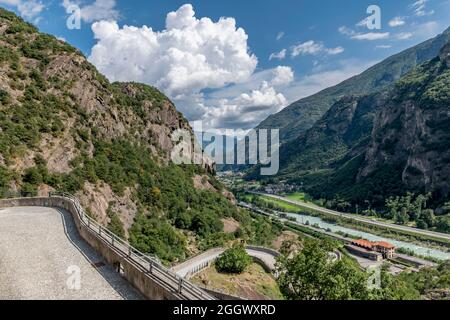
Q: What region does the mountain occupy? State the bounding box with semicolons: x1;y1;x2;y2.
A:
0;8;281;263
257;26;450;143
250;41;450;210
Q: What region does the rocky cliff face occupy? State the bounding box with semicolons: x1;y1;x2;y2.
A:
359;42;450;199
257;27;450;143
249;42;450;207
273;93;387;174
0;9;219;236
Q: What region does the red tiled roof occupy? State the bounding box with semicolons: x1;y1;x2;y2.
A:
352;239;374;249
375;241;395;249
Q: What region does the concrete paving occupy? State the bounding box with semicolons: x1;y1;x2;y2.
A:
0;206;142;300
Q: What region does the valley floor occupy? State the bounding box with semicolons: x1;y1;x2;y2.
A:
255;192;450;242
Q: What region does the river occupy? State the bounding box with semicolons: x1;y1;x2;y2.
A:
285;212;450;261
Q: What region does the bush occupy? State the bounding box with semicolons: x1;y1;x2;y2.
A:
108;212;125;238
129;214;187;263
215;244;252;274
0;89;11;105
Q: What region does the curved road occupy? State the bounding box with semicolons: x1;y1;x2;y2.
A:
0;206;142;300
172;247;277;279
254;192;450;242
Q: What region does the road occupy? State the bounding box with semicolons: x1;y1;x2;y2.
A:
0;206;142;300
252;192;450;242
172;247;277;279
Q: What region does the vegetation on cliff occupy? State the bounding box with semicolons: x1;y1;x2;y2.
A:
0;8;281;263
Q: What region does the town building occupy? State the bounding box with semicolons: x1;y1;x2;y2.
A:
345;244;383;261
351;239;396;259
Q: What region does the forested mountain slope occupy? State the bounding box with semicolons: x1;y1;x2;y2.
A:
248;41;450;215
256;27;450;143
0;8;281;263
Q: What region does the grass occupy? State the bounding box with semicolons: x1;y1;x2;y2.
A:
259;196;301;212
191;263;283;300
285;192;312;203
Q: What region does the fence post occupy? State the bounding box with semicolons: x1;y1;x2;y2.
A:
178;278;183;294
149;261;153;274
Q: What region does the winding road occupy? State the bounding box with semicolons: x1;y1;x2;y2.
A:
172;247;277;279
252;192;450;242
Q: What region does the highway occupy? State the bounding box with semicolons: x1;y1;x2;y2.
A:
251;192;450;242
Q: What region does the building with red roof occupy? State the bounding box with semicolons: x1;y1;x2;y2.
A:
352;239;396;259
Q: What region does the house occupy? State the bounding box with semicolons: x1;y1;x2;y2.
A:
351;239;396;259
374;241;396;259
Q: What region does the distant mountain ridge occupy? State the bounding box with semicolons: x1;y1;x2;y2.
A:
257;26;450;143
248;40;450;210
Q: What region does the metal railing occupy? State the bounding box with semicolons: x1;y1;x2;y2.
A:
49;192;215;300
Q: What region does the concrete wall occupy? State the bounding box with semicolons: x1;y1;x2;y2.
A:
0;197;186;300
203;288;244;300
345;244;382;261
246;245;280;258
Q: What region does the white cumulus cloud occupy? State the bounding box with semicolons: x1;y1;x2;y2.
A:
291;40;344;57
376;45;392;49
389;17;406;27
396;32;413;40
276;31;285;40
270;66;294;86
203;81;288;130
62;0;120;23
326;46;345;55
411;0;434;17
291;40;323;56
351;32;390;41
339;26;390;41
269;48;287;60
0;0;44;20
89;4;258;99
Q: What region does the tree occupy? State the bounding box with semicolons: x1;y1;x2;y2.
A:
395;208;410;225
442;202;450;215
276;239;369;300
416;219;428;230
370;265;420;300
435;216;450;233
420;209;435;228
215;244;252;274
108;213;125;238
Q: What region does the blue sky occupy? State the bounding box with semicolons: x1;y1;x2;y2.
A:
1;0;449;131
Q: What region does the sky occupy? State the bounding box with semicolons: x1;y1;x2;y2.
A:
1;0;449;132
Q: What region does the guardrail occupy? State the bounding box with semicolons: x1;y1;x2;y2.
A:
246;245;280;257
47;192;215;300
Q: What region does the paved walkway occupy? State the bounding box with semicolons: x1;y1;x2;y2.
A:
0;207;142;300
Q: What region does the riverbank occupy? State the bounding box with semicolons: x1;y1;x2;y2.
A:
248;193;450;256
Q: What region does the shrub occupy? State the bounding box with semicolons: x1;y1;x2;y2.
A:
0;89;11;105
215;244;252;274
108;212;125;238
